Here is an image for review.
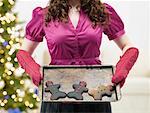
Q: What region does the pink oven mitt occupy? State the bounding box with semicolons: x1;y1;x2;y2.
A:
112;47;139;88
16;49;43;86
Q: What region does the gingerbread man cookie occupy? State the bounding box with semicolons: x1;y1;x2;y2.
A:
67;81;88;100
88;85;113;100
45;81;66;100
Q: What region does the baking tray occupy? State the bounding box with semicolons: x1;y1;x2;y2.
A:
41;65;121;102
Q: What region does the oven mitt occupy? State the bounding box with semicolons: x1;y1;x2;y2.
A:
16;49;43;86
112;47;139;88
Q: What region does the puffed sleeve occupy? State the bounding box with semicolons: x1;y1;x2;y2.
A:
103;3;125;40
25;7;45;42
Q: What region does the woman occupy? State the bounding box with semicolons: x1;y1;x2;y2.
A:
16;0;139;113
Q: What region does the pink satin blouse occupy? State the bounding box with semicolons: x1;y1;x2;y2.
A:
25;3;125;65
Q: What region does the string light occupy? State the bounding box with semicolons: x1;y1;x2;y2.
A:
29;88;34;93
20;80;24;85
0;28;4;33
0;102;5;107
18;98;23;102
9;40;13;45
0;1;3;7
3;99;8;104
7;27;11;34
36;97;40;102
29;103;33;108
7;70;12;75
10;35;15;40
25;101;29;107
14;97;17;102
7;57;11;61
8;0;15;5
1;21;6;25
5;62;13;70
3;91;7;95
2;73;7;77
17;90;25;97
0;36;5;43
10;80;14;85
10;67;15;71
32;94;37;98
15;37;19;42
14;58;18;62
11;94;16;99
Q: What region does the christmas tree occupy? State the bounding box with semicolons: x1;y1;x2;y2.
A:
0;0;40;112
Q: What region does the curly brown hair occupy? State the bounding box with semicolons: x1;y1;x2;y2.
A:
44;0;109;28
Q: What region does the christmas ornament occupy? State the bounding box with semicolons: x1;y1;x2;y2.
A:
8;108;21;113
2;41;8;46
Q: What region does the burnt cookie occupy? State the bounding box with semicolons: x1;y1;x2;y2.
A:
88;85;113;100
45;81;66;100
67;81;88;100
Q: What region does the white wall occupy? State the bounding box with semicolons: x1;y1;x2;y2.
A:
101;0;150;77
14;0;150;77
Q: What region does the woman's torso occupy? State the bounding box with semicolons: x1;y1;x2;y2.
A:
43;8;103;65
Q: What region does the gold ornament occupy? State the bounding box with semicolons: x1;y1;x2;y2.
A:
9;40;13;45
6;45;11;49
4;69;9;73
0;58;5;63
6;76;10;80
0;50;4;54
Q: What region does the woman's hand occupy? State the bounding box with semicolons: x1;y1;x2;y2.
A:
16;49;43;87
31;66;43;87
111;34;139;88
16;38;44;87
112;47;139;88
